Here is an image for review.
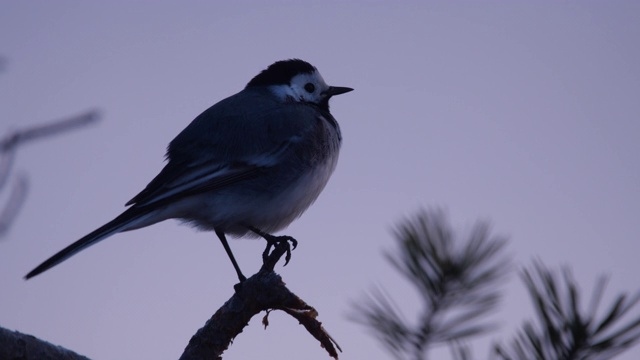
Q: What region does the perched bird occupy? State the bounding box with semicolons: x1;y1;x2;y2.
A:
26;59;352;281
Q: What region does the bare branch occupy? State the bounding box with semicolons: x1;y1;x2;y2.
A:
180;242;341;360
0;326;90;360
0;174;28;237
0;109;101;239
0;144;16;191
0;109;101;153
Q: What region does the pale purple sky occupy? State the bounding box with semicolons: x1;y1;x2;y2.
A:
1;1;639;359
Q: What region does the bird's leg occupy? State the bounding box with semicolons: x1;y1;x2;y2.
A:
215;230;247;282
248;226;298;266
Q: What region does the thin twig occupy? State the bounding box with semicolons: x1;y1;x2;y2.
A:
0;174;28;237
0;109;101;152
0;109;101;239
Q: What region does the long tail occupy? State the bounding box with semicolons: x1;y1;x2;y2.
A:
25;207;154;279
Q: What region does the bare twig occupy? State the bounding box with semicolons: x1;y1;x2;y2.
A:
0;109;101;153
0;174;28;237
180;243;341;360
0;144;16;191
0;109;100;238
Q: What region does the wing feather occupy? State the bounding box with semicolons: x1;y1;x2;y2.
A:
126;88;316;207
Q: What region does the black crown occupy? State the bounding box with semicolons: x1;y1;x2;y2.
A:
246;59;316;88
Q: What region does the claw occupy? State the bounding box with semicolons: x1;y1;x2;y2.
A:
249;227;298;267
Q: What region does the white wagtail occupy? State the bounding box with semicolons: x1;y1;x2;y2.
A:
26;59;352;281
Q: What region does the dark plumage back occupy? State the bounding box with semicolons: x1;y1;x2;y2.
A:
246;59;316;88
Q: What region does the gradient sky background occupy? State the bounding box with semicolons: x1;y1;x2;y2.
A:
1;1;639;359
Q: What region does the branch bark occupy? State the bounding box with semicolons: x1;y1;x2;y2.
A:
0;326;90;360
180;242;341;359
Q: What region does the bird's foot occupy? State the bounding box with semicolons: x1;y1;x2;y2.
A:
248;227;298;266
262;234;298;265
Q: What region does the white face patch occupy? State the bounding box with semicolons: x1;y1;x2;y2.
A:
269;70;330;104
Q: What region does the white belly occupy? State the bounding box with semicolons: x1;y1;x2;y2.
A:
156;152;339;237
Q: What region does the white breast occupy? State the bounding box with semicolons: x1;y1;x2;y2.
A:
244;151;340;234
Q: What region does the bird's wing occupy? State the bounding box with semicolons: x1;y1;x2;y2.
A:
126;90;318;207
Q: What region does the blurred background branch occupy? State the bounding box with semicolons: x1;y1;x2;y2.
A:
494;261;640;360
354;209;640;360
352;209;510;360
0;109;101;238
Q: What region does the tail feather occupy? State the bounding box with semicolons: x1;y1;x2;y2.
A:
25;207;152;279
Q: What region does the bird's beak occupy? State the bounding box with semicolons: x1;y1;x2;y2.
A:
323;86;354;97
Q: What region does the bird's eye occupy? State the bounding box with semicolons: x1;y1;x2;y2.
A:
304;83;315;93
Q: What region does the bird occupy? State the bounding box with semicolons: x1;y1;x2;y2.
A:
25;59;353;282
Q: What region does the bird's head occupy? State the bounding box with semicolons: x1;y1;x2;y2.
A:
246;59;353;109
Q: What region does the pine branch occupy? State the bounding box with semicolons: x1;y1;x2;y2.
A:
494;261;640;360
352;209;509;360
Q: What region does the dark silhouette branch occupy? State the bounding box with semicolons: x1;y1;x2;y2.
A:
180;242;341;360
0;326;90;360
